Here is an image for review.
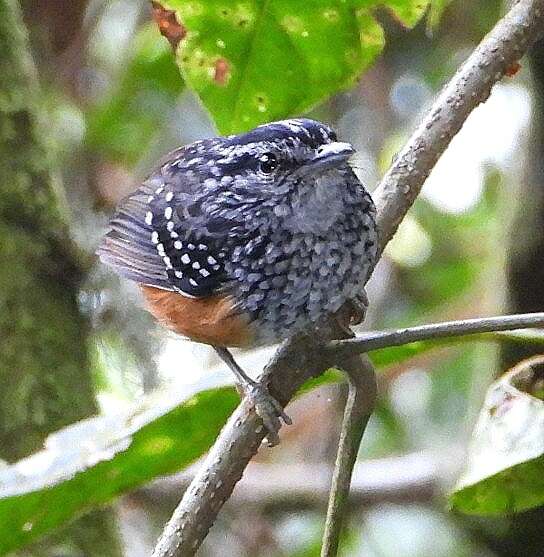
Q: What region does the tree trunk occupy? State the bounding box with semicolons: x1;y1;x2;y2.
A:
0;0;122;554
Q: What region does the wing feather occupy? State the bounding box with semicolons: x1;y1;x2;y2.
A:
97;170;230;297
97;186;174;290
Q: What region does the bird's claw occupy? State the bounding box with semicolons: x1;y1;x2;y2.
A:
244;382;291;447
349;289;369;325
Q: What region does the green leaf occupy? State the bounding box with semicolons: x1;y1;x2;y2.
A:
159;0;431;134
450;357;544;515
85;25;184;165
0;385;239;554
0;370;343;553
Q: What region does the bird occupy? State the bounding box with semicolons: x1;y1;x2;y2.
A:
97;118;378;444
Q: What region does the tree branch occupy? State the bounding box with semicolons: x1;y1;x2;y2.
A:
372;0;544;252
329;313;544;358
152;1;544;555
321;356;376;557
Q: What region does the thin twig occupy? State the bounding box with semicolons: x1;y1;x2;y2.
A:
152;0;544;554
329;313;544;358
321;356;376;557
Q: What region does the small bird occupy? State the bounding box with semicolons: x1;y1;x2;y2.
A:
98;118;378;443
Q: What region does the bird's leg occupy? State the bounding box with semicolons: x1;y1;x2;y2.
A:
213;346;292;446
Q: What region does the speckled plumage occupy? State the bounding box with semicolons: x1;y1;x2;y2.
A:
98;118;378;345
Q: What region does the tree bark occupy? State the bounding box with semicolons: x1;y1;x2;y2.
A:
0;0;122;555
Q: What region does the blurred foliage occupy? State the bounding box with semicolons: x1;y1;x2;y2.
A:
0;386;239;554
370;330;544;369
427;0;452;30
382;178;502;326
86;24;184;165
158;0;433;134
1;329;542;551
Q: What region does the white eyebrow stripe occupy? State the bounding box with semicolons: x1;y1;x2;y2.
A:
216;143;261;164
280;119;312;137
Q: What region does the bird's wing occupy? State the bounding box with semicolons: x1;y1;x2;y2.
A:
97;166;231;298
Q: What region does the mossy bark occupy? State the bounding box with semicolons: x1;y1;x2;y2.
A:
0;0;122;555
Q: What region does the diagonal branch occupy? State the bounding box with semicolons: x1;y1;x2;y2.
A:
372;0;544;252
329;313;544;358
152;0;544;555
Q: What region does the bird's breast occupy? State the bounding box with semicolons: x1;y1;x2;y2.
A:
224;208;377;344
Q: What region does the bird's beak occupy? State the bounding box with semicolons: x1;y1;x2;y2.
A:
309;142;355;169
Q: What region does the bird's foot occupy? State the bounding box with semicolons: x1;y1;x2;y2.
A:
243;382;291;447
347;289;369;326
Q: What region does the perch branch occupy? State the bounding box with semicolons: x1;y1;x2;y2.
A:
152;0;544;555
329;313;544;358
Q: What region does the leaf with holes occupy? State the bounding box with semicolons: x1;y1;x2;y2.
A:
450;356;544;515
155;0;433;134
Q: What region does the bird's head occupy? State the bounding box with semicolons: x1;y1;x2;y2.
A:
167;118;360;233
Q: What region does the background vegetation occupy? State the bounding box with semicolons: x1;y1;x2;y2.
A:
1;0;543;555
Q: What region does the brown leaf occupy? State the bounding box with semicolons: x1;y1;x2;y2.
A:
505;61;521;77
213;58;230;86
151;1;186;50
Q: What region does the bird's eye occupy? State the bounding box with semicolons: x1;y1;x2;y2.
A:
258;153;278;174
